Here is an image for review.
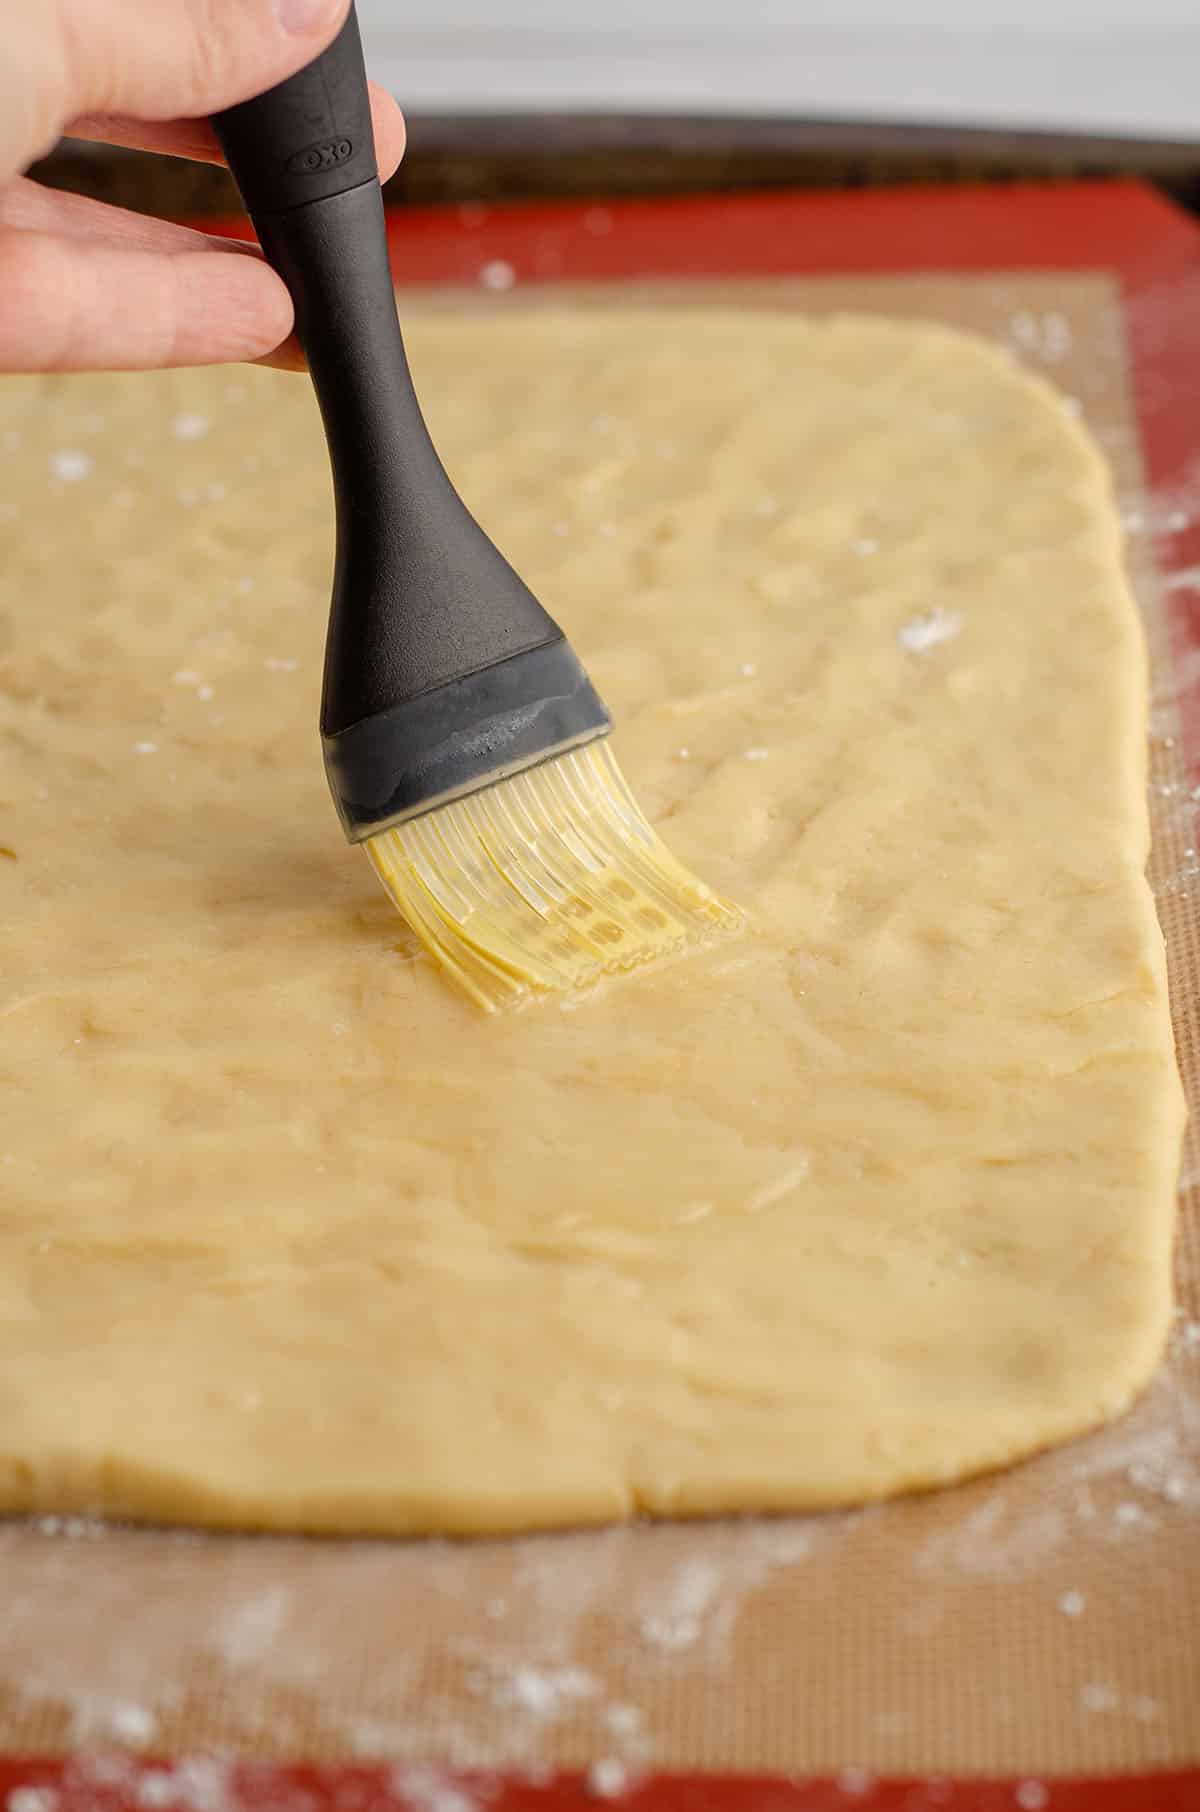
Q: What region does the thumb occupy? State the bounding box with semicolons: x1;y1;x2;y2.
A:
57;0;351;127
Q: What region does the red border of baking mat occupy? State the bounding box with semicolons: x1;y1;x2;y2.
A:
0;1757;1197;1810
21;180;1193;1811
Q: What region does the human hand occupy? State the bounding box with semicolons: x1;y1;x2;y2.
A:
0;0;405;374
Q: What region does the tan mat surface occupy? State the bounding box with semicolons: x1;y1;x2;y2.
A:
0;273;1195;1777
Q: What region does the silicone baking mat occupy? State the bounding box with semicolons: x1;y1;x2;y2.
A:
1;181;1197;1809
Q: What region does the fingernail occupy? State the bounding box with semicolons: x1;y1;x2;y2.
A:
276;0;339;34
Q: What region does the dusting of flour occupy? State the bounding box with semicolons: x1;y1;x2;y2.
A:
897;607;962;653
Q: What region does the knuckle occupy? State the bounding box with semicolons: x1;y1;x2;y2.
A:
54;0;116;115
9;15;70;163
172;0;237;114
0;231;72;371
55;0;283;122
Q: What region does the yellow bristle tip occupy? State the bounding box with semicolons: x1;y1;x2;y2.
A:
364;741;742;1012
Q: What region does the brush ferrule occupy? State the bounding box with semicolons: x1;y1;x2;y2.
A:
323;638;612;841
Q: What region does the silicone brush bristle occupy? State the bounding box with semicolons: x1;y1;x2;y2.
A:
365;740;742;1011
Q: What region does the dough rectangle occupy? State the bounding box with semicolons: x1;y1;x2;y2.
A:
0;302;1184;1537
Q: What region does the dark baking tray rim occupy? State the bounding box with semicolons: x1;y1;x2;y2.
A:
31;113;1200;216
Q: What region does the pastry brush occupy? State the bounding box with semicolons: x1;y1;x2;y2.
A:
213;7;739;1011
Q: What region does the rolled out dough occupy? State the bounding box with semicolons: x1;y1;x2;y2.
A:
0;312;1184;1535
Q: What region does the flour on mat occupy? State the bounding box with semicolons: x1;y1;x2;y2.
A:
68;1695;156;1747
1071;1369;1200;1513
585;1758;630;1800
915;1493;1066;1582
54;1759;236;1812
637;1559;723;1653
390;1765;482;1812
1009;308;1072;362
466;1662;597;1719
217;1588;290;1667
6;1790;59;1812
134;1774;176;1809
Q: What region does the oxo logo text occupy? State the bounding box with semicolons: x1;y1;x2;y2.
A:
285;138;353;175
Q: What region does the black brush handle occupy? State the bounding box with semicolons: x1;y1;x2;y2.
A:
211;8;573;743
210;8;377;214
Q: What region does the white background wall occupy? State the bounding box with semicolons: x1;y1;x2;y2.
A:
356;1;1198;138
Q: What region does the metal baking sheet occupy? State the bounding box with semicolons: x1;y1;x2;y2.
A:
0;181;1196;1809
